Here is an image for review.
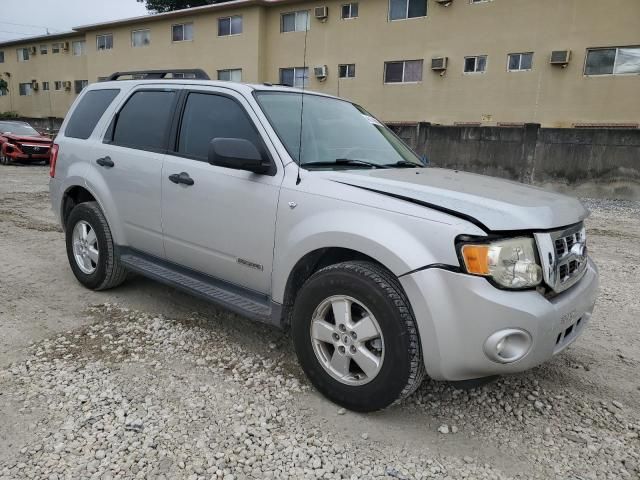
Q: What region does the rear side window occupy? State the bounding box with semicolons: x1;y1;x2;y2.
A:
65;89;120;140
177;92;264;161
112;90;177;151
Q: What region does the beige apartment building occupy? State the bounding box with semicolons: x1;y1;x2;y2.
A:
0;0;639;127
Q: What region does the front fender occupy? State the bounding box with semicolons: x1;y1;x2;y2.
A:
271;195;484;304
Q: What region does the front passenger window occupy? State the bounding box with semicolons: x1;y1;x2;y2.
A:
178;92;264;161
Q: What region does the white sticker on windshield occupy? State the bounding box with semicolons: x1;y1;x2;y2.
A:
363;115;382;126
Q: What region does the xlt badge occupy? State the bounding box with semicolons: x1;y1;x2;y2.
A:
237;258;264;271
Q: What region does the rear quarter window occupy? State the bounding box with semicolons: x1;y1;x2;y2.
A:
65;89;120;140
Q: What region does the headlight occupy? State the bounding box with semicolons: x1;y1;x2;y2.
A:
459;237;543;289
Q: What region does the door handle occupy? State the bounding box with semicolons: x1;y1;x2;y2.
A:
96;156;114;168
169;172;194;186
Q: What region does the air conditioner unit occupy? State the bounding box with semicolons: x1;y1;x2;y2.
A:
63;81;72;90
62;42;70;51
29;46;37;55
31;80;39;91
550;50;571;66
314;65;328;80
314;6;328;20
431;57;448;71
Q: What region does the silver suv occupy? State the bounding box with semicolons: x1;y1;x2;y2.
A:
49;70;599;412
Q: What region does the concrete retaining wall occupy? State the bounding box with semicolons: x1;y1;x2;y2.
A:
389;123;640;200
13;116;640;199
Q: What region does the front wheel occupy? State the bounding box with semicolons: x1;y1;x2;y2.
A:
292;261;425;412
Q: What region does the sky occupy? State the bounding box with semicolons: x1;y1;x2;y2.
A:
0;0;150;42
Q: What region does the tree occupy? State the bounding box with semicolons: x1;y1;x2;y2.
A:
137;0;233;13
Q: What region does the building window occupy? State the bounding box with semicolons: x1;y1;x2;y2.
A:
339;64;356;78
172;23;194;42
470;0;489;3
464;55;487;73
97;34;113;51
40;45;48;55
72;41;86;56
218;16;242;36
74;80;89;94
19;83;33;96
281;11;309;33
342;3;359;19
51;43;62;54
280;67;309;88
42;82;50;91
218;69;242;82
17;48;30;62
585;47;640;76
132;30;151;47
0;51;4;63
389;0;427;21
384;60;423;83
507;52;533;71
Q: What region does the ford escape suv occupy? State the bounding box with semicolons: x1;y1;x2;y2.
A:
49;70;599;412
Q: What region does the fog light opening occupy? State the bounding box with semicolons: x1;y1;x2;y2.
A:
484;329;532;364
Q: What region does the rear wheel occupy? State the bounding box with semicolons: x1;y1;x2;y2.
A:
65;202;128;290
292;261;425;412
0;152;9;165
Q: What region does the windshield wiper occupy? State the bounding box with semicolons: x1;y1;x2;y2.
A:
302;159;390;169
383;160;425;168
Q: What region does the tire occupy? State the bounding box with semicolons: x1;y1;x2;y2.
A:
65;201;128;291
291;261;425;412
0;152;7;165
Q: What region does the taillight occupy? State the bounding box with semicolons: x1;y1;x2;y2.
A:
49;144;59;178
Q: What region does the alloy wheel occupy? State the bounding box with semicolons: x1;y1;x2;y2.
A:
72;220;99;274
310;295;385;386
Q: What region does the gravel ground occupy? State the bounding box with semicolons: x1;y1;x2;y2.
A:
0;165;639;480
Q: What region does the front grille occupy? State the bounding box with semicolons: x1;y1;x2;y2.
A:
20;144;50;155
554;229;583;257
535;223;588;294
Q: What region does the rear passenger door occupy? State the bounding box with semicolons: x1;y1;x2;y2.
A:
92;88;179;258
161;88;283;294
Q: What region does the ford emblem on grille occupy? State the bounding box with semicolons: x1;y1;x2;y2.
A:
570;242;587;262
34;147;40;152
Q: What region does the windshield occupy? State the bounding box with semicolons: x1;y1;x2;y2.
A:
0;122;39;136
255;92;423;169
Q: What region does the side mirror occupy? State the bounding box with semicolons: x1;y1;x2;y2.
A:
208;138;271;175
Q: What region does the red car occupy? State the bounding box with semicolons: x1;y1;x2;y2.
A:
0;121;53;165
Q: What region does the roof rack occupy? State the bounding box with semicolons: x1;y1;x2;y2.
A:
104;69;210;81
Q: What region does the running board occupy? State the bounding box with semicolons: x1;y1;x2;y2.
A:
119;250;280;327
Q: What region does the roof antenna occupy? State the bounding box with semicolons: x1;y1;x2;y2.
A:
295;18;309;185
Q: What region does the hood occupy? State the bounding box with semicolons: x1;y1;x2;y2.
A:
6;134;52;143
327;168;588;232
